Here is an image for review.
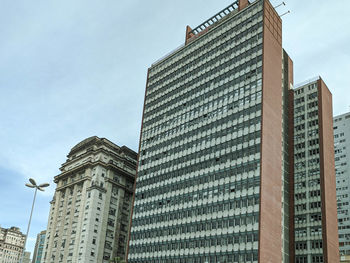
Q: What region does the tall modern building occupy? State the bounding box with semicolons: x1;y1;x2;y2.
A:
292;78;339;263
32;230;46;263
0;226;26;263
129;0;290;262
42;136;137;263
23;251;31;263
127;1;339;263
334;112;350;257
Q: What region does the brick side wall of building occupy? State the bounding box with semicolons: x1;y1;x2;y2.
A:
318;79;340;263
259;1;283;262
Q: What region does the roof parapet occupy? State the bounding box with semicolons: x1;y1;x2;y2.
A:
185;1;239;44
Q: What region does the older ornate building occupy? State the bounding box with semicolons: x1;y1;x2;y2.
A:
0;226;26;263
42;136;137;263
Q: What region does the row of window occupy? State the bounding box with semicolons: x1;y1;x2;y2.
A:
132;213;259;240
142;111;261;156
294;179;320;189
295;226;322;237
133;194;259;227
295;213;322;224
142;105;261;156
146;28;263;109
136;187;259;213
143;84;262;138
295;201;321;212
130;233;259;253
129;250;258;263
145;43;263;121
294;119;319;132
296;255;323;263
144;129;261;165
294;92;318;106
295;190;321;200
136;169;260;201
148;7;263;87
139;142;260;191
295;158;320;170
296;240;323;250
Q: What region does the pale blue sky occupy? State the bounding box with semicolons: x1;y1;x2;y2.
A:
0;0;349;257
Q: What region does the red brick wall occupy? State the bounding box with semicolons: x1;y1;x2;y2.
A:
239;0;249;11
259;0;283;262
318;79;340;263
285;52;295;263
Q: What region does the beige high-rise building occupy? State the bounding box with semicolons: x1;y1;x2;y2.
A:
0;226;26;263
42;136;137;263
23;251;31;263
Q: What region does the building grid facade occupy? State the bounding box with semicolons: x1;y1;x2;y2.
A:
334;112;350;256
32;230;46;263
127;1;339;263
292;78;339;263
128;0;290;262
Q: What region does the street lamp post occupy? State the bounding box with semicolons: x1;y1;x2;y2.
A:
19;178;49;263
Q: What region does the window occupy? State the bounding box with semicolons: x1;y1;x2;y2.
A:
312;255;323;263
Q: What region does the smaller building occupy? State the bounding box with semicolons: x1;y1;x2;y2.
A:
292;77;339;262
23;251;31;263
32;230;46;263
341;255;350;263
0;226;26;263
334;112;350;257
42;136;137;262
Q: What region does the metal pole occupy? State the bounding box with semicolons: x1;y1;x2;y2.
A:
19;187;37;263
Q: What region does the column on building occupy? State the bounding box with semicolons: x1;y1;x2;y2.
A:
42;136;137;263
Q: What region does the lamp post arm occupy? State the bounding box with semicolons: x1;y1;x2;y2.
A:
19;187;37;263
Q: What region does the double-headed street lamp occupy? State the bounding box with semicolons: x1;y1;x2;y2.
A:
19;178;49;263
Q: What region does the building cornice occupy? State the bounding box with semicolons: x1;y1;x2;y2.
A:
55;160;135;184
61;147;136;172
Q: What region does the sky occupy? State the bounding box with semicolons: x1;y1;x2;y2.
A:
0;0;349;257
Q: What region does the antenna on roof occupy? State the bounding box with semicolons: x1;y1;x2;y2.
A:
280;10;291;17
274;2;286;9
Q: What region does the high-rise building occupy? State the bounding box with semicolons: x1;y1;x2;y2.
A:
32;230;46;263
0;226;26;263
292;77;339;263
42;136;137;263
128;0;293;262
334;112;350;257
23;251;31;263
127;0;340;262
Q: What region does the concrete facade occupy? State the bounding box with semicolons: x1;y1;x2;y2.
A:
293;78;339;263
334;112;350;256
32;230;46;263
127;1;339;262
23;251;31;263
0;226;26;263
42;136;137;263
128;1;292;262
